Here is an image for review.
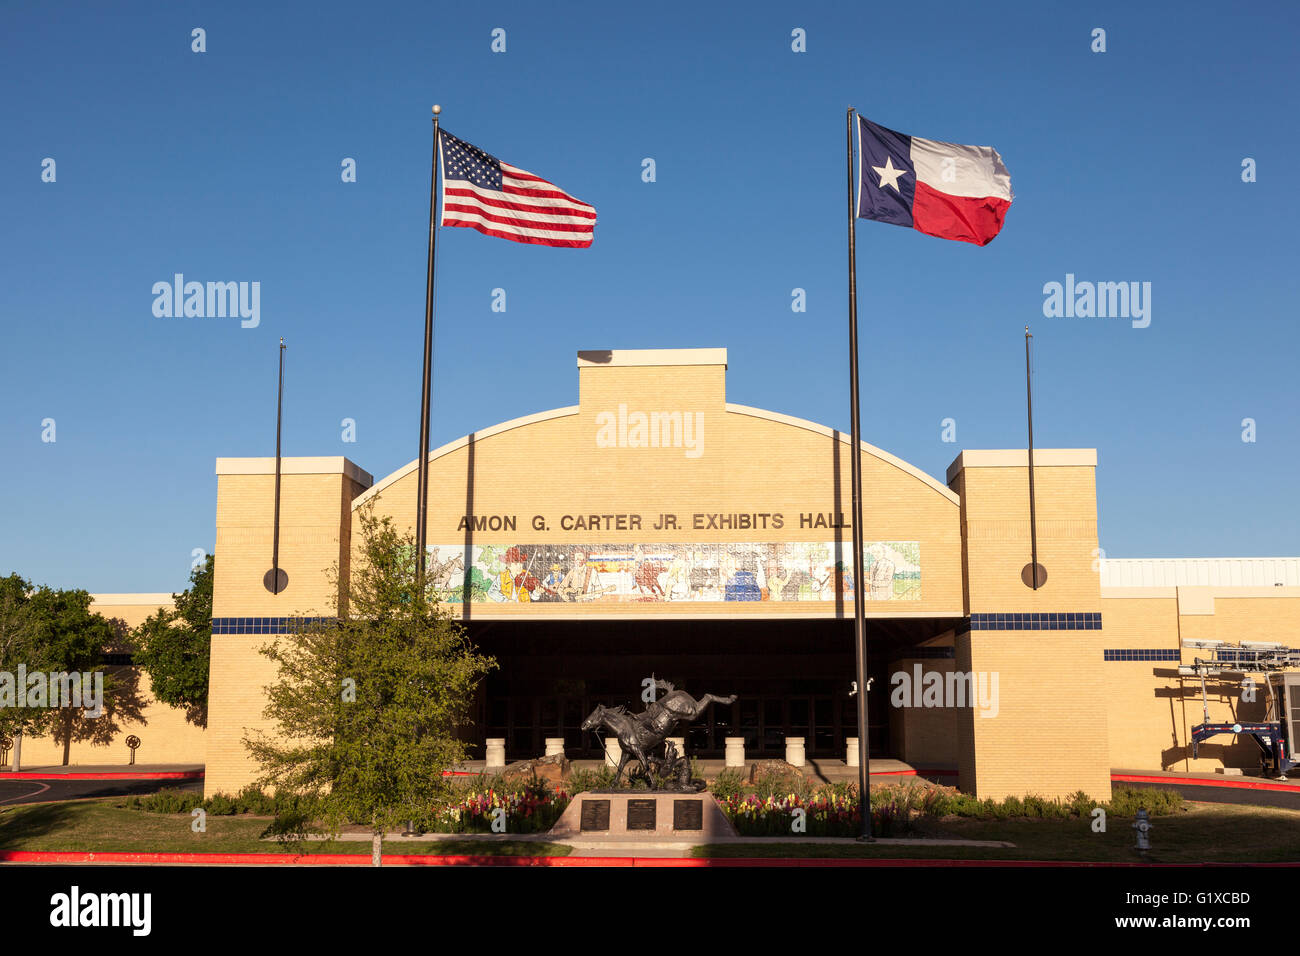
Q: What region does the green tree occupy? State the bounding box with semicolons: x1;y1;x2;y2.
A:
132;555;214;727
0;575;119;768
0;574;42;769
243;508;496;865
41;588;128;765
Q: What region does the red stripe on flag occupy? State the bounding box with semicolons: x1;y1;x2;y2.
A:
443;202;594;233
443;187;596;220
501;167;590;199
500;182;594;208
911;182;1011;246
443;218;594;248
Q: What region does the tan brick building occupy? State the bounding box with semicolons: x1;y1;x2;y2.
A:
27;348;1299;802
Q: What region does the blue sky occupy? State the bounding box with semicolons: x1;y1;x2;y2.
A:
2;0;1297;593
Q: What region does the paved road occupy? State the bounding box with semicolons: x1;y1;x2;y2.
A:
0;778;202;806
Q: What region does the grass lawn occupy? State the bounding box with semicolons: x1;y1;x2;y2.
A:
695;801;1300;863
0;799;571;857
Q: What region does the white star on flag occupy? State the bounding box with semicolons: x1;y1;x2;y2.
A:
872;155;908;193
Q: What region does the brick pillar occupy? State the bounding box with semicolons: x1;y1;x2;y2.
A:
947;450;1111;801
205;457;372;797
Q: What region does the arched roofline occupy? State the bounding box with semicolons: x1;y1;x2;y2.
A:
353;401;960;511
725;403;960;506
352;406;580;511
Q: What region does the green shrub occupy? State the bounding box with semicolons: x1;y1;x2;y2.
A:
129;787;203;814
233;786;278;815
1021;794;1070;819
709;768;746;802
752;772;814;802
1107;785;1183;817
205;793;238;816
917;786;950;818
939;793;981;817
566;766;614;794
1067;789;1098;817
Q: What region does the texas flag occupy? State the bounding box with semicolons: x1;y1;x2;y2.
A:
857;116;1013;246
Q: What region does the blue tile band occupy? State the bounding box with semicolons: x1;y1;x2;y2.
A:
211;616;335;635
1103;649;1181;662
968;612;1101;631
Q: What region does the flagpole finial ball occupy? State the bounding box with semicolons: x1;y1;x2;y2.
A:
432;104;441;115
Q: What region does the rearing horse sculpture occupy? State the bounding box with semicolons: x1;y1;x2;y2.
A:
581;683;737;789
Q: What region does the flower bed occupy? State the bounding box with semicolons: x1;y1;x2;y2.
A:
711;777;1182;838
430;779;570;834
719;791;863;837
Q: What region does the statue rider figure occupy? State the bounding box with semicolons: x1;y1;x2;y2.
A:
638;676;681;737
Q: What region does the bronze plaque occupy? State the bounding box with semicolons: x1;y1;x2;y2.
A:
673;799;704;831
626;798;657;831
579;799;611;832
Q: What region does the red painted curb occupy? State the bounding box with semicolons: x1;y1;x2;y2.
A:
1112;773;1300;794
2;850;1298;867
0;771;204;781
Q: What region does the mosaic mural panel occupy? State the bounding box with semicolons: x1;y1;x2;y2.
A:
422;541;921;604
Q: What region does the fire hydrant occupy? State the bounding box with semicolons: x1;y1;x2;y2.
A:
1132;808;1153;852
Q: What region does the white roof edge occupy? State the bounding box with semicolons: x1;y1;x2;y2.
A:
352;406;581;510
946;449;1098;484
1101;557;1300;563
1099;557;1300;588
576;348;727;368
216;456;374;487
725;403;960;505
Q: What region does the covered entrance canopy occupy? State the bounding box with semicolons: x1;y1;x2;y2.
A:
466;616;961;762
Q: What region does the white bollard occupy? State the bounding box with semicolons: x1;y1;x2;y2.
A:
485;738;506;767
604;737;622;768
544;737;564;758
725;737;746;768
846;737;860;767
785;736;806;767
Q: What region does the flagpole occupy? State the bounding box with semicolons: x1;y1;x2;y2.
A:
846;106;873;841
271;337;285;594
416;104;442;592
1025;326;1040;589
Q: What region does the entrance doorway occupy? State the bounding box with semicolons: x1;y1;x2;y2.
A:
466;617;951;762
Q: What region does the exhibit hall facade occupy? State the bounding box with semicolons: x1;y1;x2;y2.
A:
29;349;1297;801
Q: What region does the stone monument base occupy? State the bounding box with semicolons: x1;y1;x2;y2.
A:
550;791;736;840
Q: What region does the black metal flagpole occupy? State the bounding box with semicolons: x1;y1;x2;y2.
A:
846;107;873;841
416;104;442;591
271;336;285;594
1025;326;1040;590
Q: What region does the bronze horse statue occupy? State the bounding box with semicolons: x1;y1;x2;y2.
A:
581;682;737;789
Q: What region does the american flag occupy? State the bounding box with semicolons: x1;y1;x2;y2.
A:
438;129;596;248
